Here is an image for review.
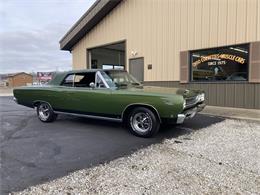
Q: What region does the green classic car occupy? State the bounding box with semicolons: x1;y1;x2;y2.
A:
13;69;205;137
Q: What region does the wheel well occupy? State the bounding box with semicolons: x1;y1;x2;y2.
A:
33;101;41;108
122;104;161;123
32;101;52;109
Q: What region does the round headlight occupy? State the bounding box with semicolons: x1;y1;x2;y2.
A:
200;93;205;102
198;93;205;102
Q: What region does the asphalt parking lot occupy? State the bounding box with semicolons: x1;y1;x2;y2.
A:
0;96;224;194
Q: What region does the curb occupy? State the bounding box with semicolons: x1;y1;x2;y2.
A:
0;94;13;97
200;112;260;123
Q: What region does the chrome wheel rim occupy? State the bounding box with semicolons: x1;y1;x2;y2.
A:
131;112;152;133
38;103;50;121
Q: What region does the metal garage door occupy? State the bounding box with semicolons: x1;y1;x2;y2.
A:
129;57;144;82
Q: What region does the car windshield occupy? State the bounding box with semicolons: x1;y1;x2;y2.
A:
105;71;141;88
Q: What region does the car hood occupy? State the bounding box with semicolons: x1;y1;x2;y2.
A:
122;86;202;98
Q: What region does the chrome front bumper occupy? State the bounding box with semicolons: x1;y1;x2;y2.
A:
13;97;17;103
176;103;206;124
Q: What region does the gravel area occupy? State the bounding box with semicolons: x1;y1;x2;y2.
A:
13;119;260;194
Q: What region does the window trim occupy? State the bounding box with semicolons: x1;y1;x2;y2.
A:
61;73;75;87
61;72;96;88
189;43;250;83
95;71;110;89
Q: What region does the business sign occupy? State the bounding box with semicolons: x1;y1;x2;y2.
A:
192;53;246;67
37;72;53;81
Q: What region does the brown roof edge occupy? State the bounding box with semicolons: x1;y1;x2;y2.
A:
7;72;32;77
59;0;122;51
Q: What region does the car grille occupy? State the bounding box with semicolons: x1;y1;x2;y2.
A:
185;96;198;108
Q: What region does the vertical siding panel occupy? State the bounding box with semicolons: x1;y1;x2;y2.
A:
140;0;146;79
218;0;228;46
178;0;182;80
224;83;228;106
187;0;195;49
174;0;181;80
136;0;141;57
201;0;210;48
217;84;225;106
246;0;257;41
237;84;245;108
257;0;260;40
162;0;168;80
255;84;260;108
231;84;236;108
226;0;237;44
167;0;174;81
236;0;247;43
158;0;163;80
245;84;255;109
209;0;219;46
146;0;152;81
226;84;235;107
178;0;188;81
203;84;209;105
153;0;158;81
234;83;237;107
208;84;214;106
166;0;171;80
233;84;246;108
142;0;146;59
194;0;202;48
180;0;188;51
152;0;157;81
147;0;152;80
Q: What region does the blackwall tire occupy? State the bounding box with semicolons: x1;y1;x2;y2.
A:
127;107;160;138
37;102;57;122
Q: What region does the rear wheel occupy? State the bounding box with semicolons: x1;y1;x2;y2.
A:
37;102;57;122
127;107;160;138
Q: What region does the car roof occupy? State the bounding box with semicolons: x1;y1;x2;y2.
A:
67;69;126;74
48;69;126;85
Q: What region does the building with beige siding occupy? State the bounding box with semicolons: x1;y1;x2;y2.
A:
60;0;260;109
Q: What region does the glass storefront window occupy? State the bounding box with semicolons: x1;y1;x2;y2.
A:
190;44;249;82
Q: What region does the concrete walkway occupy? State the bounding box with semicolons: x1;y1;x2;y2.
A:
0;88;13;96
201;105;260;122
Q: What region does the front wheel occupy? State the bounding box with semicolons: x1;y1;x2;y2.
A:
127;107;160;138
37;102;57;122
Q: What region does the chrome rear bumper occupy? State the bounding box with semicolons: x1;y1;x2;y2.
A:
176;103;206;124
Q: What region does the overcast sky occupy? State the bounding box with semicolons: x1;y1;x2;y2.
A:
0;0;96;74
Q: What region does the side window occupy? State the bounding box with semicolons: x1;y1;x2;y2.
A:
74;75;84;83
62;74;74;87
61;73;96;87
74;73;95;87
74;75;85;87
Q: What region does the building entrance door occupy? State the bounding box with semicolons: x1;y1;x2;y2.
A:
129;57;144;82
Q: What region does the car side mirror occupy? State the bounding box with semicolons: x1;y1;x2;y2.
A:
89;82;95;89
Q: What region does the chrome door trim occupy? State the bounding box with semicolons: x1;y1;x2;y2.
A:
54;111;122;122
